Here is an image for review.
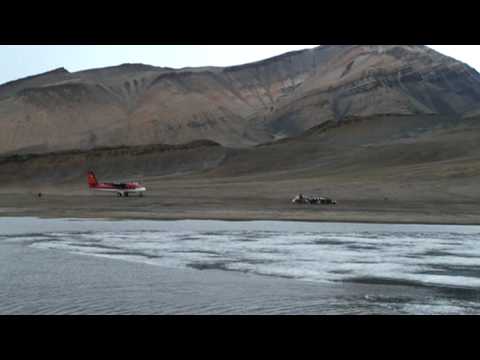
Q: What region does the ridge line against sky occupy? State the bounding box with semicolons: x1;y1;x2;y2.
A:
0;45;479;85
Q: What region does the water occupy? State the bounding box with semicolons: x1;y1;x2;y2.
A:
1;217;480;314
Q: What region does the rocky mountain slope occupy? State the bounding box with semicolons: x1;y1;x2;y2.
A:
1;45;480;155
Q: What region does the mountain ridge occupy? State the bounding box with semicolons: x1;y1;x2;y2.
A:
1;45;480;155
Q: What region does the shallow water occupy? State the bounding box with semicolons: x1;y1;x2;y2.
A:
1;217;480;314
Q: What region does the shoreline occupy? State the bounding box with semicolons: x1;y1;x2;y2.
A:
1;211;480;227
1;193;480;226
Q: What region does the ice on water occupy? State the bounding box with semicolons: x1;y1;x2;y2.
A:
2;217;480;291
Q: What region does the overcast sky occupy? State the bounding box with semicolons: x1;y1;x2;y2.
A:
0;45;478;85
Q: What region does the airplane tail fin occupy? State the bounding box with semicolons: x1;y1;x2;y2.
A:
87;171;98;188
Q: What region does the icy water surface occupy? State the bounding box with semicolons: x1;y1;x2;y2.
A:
1;217;480;314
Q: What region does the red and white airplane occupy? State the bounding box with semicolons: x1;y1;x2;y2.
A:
87;170;146;197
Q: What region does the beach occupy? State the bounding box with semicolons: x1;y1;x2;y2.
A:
1;193;479;225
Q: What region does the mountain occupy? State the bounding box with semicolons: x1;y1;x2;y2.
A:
1;45;480;155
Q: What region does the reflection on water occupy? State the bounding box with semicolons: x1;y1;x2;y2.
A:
1;217;480;314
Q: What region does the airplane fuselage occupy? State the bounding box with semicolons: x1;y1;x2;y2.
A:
91;184;147;197
87;171;146;197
